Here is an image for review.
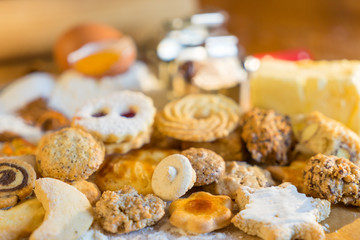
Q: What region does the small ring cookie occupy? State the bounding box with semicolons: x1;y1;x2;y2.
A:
152;154;196;201
72;90;156;144
181;148;225;186
0;158;36;209
155;94;240;142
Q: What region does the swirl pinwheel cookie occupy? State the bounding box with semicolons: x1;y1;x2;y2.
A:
0;158;36;209
72;90;156;154
155;94;240;142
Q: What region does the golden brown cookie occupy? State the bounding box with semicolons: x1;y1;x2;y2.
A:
0;198;45;240
94;186;166;234
71;180;101;205
36;128;105;181
0;158;36;209
155;94;240;142
95;148;179;195
304;154;360;206
169;191;232;234
36;110;70;131
181;148;225;186
181;127;248;161
241;108;294;165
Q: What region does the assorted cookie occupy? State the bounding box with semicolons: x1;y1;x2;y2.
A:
0;158;36;209
30;178;93;240
304;153;360;206
94;186;165;234
72;90;156;154
241;108;294;165
169;191;232;234
36;127;105;181
155;93;240;142
293;111;360;165
232;183;331;240
181;147;225;186
95;148;179;195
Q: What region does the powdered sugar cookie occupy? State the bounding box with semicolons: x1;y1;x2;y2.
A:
152;154;196;201
72;91;155;153
155;94;240;142
232;183;331;240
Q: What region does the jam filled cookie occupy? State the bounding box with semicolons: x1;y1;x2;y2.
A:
304;154;360;206
72;90;156;154
181;148;225;186
0;158;36;209
241;108;294;165
36;128;105;181
169;191;232;234
155;94;240;142
94;186;165;234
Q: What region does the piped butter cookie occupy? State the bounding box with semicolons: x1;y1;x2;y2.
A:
0;158;36;209
36;128;105;181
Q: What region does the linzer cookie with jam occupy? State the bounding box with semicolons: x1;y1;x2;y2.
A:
0;158;36;209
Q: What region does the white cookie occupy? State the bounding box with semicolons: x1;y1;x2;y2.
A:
152;154;196;201
232;183;331;240
30;178;93;240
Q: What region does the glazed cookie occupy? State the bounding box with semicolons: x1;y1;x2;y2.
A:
152;154;196;201
30;178;93;240
155;94;240;142
0;158;36;209
304;154;360;206
72;90;156;144
71;180;101;205
241;108;294;165
181;148;225;186
94;186;166;234
36;128;105;181
232;183;331;240
169;191;232;234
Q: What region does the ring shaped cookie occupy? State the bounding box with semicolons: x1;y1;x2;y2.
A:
156;94;240;142
72;91;156;143
152;154;196;201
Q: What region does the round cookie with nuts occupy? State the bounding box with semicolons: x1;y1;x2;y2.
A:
36;127;105;181
181;147;225;186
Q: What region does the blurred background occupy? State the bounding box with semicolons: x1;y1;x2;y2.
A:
0;0;359;84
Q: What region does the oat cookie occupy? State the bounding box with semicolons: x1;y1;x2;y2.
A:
95;148;179;195
155;94;240;142
94;186;166;234
241;108;294;165
293;111;360;165
36;127;105;181
205;161;274;199
0;198;45;240
304;154;360;206
181;127;248;161
232;183;331;240
169;191;232;234
0;158;36;209
181;148;225;186
71;180;101;205
72;90;156;146
30;178;93;240
151;154;196;201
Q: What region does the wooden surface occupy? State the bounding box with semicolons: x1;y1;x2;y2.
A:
200;0;360;60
